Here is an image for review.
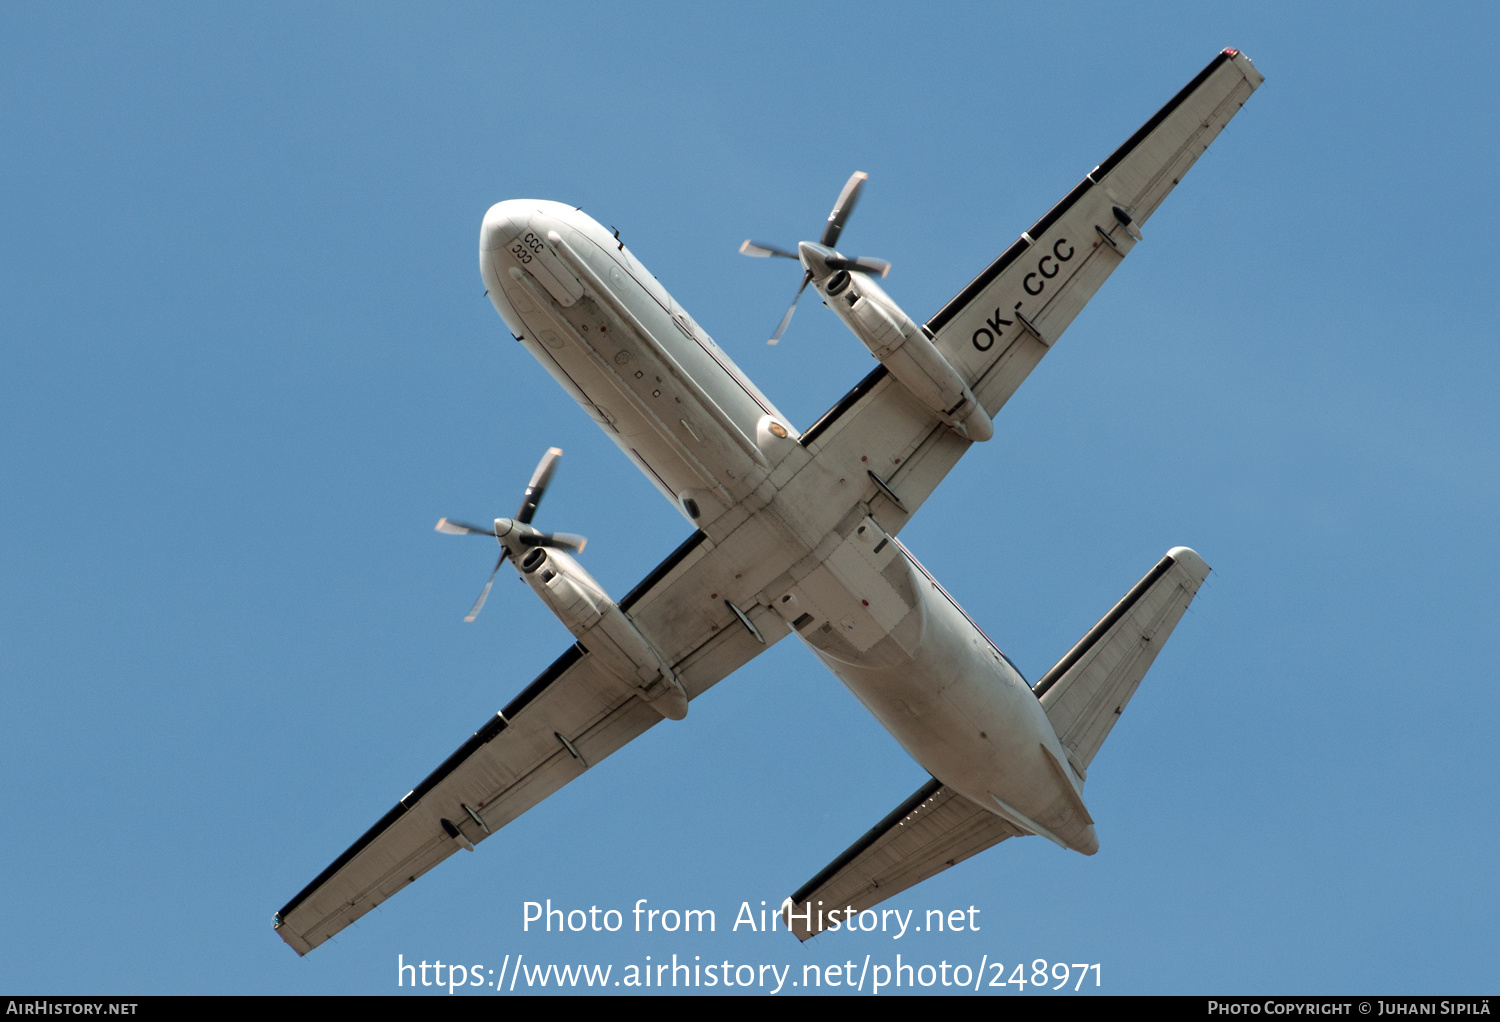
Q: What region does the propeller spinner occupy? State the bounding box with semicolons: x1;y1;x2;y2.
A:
435;447;588;622
740;171;891;345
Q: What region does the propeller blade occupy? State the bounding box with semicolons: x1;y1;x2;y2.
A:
435;517;496;536
825;256;890;278
463;553;507;623
820;171;867;248
740;239;800;260
516;446;562;524
527;531;588;553
768;271;813;345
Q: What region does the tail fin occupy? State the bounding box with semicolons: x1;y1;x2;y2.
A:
1037;547;1210;776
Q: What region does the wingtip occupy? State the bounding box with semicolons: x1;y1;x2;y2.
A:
1165;546;1211;583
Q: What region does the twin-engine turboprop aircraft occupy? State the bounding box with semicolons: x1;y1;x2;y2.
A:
275;49;1262;954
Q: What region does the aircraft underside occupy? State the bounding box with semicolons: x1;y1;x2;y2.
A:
274;48;1257;954
478;196;1101;853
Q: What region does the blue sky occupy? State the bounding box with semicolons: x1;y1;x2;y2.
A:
2;3;1496;995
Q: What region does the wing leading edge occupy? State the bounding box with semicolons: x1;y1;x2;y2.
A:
794;49;1263;535
925;47;1264;416
275;529;787;955
275;645;646;955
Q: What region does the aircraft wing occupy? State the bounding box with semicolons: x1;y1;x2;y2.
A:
794;49;1262;531
784;779;1020;941
926;48;1264;413
768;54;1256;929
274;530;788;955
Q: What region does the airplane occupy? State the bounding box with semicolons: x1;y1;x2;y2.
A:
274;48;1262;954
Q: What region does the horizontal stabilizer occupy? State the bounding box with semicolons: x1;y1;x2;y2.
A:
1037;547;1210;773
784;779;1019;941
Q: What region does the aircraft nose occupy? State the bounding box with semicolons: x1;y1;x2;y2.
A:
479;200;534;252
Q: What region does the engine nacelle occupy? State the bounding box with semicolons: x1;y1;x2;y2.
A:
516;546;688;719
818;266;993;442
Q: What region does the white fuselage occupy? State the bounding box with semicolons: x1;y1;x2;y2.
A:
479;200;1097;855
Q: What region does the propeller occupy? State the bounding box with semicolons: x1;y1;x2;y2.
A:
435;446;588;622
741;171;891;345
515;445;560;525
768;270;813;346
825;255;891;276
820;169;866;248
463;553;506;624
